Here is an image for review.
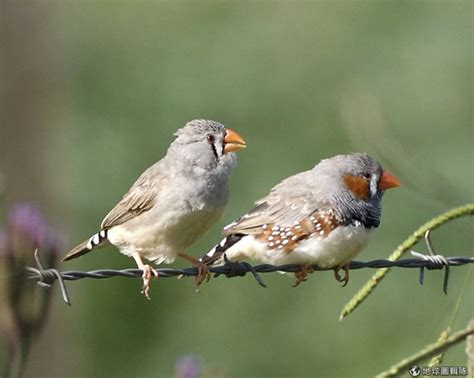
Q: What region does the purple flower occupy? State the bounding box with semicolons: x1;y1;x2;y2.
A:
175;355;202;378
6;203;62;257
0;203;62;377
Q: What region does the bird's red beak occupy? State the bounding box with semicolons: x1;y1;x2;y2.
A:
379;171;400;190
223;128;246;153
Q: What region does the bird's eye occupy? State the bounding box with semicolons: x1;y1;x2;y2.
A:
207;134;215;143
362;173;371;180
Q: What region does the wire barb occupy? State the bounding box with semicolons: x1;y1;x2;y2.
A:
25;249;72;306
26;251;473;305
221;254;267;288
410;230;451;294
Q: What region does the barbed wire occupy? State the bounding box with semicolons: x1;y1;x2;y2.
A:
26;249;473;305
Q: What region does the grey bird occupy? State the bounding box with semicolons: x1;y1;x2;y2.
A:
201;153;399;286
63;119;246;298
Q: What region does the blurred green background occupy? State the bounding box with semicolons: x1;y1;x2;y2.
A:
1;1;472;377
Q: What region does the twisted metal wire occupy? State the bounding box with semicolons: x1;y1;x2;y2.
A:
26;249;473;305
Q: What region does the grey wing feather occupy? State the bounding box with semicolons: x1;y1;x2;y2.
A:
223;195;313;235
223;171;317;235
100;166;164;229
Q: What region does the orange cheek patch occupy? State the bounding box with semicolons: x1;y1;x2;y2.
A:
343;175;370;200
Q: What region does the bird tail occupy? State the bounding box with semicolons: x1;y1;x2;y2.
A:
199;233;244;265
62;230;109;261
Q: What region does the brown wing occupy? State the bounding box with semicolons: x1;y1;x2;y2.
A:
100;166;163;229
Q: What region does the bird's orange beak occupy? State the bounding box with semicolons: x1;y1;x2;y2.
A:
379;171;400;190
223;128;246;153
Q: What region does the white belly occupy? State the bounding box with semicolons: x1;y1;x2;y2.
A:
107;203;225;264
225;225;374;267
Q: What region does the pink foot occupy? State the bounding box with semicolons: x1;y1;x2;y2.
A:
140;264;159;300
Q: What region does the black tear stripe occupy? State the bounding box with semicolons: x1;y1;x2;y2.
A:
210;142;219;161
200;233;244;265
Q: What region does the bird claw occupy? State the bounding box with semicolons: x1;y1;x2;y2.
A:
292;264;314;287
333;263;349;287
177;253;211;288
140;264;159;300
194;262;211;287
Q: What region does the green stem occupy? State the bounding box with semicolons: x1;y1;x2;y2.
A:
375;326;474;377
428;265;474;367
340;203;474;321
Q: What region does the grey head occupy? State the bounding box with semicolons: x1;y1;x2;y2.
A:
312;153;400;228
167;119;246;176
